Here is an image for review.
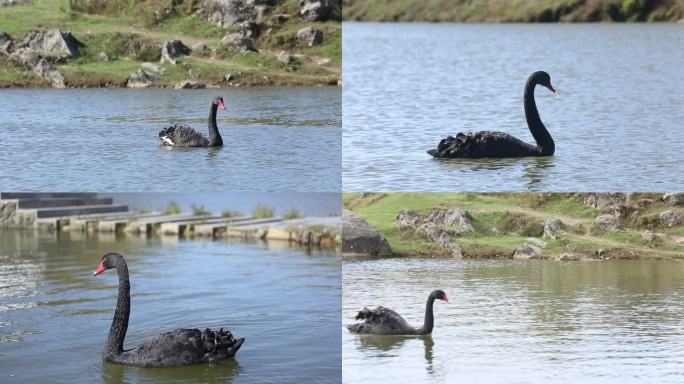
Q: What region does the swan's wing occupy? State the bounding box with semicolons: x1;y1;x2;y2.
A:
428;131;538;158
159;124;209;147
347;306;413;334
118;328;244;367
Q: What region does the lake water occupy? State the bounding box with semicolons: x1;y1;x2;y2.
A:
0;230;341;383
0;87;341;192
342;23;684;191
343;258;684;384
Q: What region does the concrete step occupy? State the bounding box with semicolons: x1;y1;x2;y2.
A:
0;192;98;199
33;204;129;219
195;217;284;237
69;212;162;232
160;215;255;235
118;214;207;234
16;197;113;209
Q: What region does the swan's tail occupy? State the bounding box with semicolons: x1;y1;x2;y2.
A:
202;327;244;361
428;134;470;158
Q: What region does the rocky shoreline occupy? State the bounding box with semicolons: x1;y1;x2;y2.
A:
0;0;341;88
342;192;684;261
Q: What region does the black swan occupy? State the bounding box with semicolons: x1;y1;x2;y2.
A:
427;71;556;158
159;96;225;147
92;252;244;367
346;290;448;335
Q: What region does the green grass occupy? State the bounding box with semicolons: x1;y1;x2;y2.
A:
57;59;140;87
163;201;181;215
0;60;49;87
221;209;243;218
252;204;275;219
156;15;226;39
191;204;211;216
283;208;304;220
261;21;342;65
344;192;684;259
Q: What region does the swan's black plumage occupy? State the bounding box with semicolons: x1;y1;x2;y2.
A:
346;290;448;335
93;252;243;367
159;96;225;147
428;71;556;158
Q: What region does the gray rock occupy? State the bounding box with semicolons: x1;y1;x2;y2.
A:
513;243;543;259
596;214;619;230
18;28;83;58
224;73;234;82
395;208;422;231
555;253;587;261
0;201;17;227
192;42;211;56
237;20;260;38
342;209;392;257
298;0;341;22
635;198;654;208
127;69;159;88
276;50;293;64
525;237;547;248
579;193;628;209
221;33;257;53
0;0;32;6
489;227;501;236
9;47;64;87
203;0;277;27
543;218;562;239
0;32;12;55
642;230;655;242
175;80;206;89
296;27;323;47
161;40;190;64
271;13;290;25
425;207;475;233
9;47;40;67
395;207;471;257
96;51;109;62
663;193;684;206
658;211;681;227
141;62;165;75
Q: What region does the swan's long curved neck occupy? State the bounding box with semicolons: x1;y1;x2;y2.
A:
417;295;436;335
105;262;130;355
524;81;554;156
207;103;223;146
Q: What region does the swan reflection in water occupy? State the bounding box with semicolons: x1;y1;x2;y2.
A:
101;357;241;384
354;335;436;375
434;155;556;190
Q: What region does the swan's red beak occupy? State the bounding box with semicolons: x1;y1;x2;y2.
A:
93;260;105;277
546;82;556;93
442;295;449;303
218;100;225;110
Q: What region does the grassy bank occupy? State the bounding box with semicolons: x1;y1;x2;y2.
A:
0;0;341;88
343;192;684;260
343;0;684;22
